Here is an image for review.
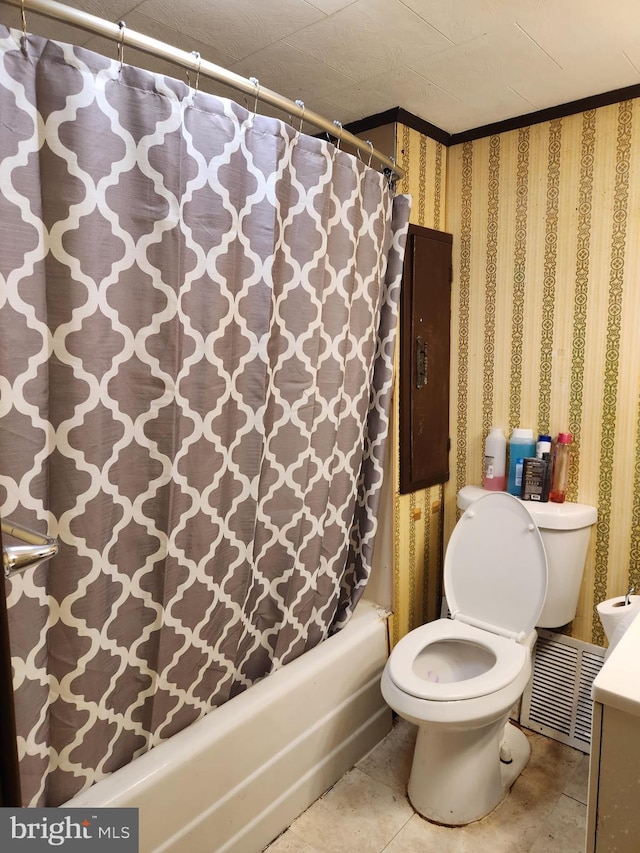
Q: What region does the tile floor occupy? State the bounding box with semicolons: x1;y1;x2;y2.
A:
265;719;590;853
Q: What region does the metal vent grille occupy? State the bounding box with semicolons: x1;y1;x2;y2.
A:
520;629;605;753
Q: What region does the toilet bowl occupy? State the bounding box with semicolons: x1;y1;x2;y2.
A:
381;491;548;826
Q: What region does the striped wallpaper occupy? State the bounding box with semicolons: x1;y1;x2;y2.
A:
389;126;447;645
392;100;640;647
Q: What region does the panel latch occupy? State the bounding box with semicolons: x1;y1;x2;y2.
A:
416;335;428;389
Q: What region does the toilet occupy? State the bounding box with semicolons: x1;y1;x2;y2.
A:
381;486;598;826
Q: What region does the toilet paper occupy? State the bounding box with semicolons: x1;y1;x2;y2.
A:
596;595;640;659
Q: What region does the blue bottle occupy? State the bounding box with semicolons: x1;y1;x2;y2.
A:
507;428;536;496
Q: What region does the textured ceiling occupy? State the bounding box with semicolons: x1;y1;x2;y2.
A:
4;0;640;135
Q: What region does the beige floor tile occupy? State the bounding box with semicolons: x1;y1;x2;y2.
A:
264;828;322;853
357;717;417;794
529;794;587;853
518;728;584;788
382;813;490;853
288;766;414;853
563;751;590;805
383;784;588;853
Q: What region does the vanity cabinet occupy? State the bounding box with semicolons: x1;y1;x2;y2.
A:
587;702;640;852
586;615;640;852
399;224;452;494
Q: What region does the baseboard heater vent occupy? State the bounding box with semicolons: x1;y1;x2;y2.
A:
520;629;605;753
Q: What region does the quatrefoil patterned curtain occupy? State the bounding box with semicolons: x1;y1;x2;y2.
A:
0;26;409;806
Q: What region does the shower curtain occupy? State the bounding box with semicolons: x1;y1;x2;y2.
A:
0;25;409;806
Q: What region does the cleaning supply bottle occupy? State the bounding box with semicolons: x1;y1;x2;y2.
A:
536;434;552;459
483;427;506;491
535;433;553;501
507;428;536;496
550;432;573;503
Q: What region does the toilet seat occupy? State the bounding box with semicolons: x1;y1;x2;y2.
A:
386;619;528;701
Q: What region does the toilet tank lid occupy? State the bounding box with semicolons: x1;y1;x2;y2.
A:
457;486;597;530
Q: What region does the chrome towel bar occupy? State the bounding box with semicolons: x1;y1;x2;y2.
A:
1;520;58;577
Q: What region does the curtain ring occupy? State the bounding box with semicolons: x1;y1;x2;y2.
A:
190;51;202;96
295;99;305;134
366;140;374;168
248;76;260;121
20;0;27;52
333;120;343;151
117;21;126;70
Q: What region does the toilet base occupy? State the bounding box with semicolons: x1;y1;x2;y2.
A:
498;721;530;791
407;720;530;826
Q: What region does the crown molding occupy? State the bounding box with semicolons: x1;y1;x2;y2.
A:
344;83;640;146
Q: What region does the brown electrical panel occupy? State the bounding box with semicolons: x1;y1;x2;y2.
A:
399;224;452;494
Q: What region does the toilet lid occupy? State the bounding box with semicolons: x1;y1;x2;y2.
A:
445;493;548;637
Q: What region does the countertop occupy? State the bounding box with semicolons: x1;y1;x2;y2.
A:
592;608;640;715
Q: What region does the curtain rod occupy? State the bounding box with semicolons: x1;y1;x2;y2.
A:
1;0;403;181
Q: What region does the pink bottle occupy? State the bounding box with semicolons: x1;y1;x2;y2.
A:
550;432;572;503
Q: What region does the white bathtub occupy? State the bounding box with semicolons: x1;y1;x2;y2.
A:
65;600;392;853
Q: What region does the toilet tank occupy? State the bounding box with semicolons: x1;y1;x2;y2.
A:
457;486;597;628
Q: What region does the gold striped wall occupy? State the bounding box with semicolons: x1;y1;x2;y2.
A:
445;101;640;645
389;101;640;648
389;125;447;646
